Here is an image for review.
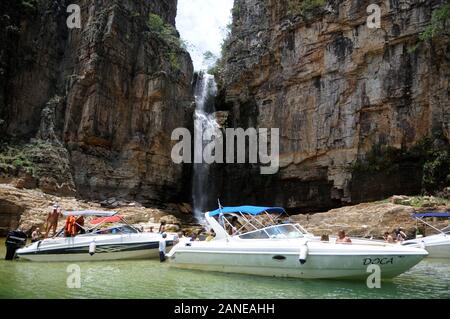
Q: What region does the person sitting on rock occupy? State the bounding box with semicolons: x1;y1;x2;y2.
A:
336;230;352;244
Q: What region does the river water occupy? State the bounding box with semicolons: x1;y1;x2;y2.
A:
0;240;449;299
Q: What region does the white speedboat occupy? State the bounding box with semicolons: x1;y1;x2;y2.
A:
402;212;450;258
17;210;177;262
167;206;428;280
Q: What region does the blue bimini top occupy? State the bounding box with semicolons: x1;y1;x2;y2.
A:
208;206;286;217
413;212;450;218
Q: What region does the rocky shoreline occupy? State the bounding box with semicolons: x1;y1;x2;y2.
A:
0;184;202;237
1;183;448;239
292;198;450;239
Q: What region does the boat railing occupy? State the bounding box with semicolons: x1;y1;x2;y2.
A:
414;217;449;235
218;209;295;237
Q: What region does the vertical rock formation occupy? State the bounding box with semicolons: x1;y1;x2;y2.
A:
218;0;449;211
0;0;194;205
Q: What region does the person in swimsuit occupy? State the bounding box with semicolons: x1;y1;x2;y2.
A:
45;203;61;238
336;230;352;244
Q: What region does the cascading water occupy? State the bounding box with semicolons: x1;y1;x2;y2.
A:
192;72;219;221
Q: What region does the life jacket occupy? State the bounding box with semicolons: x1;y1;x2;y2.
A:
64;216;77;237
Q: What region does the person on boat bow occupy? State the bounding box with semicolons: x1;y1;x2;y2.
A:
45;203;62;238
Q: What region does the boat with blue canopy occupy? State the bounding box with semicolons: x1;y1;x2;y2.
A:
402;212;450;258
167;205;428;280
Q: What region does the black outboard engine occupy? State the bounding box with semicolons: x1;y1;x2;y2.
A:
5;230;27;260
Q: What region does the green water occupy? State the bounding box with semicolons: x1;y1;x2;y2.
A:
0;240;449;299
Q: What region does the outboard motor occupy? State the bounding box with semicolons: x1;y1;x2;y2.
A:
5;230;27;260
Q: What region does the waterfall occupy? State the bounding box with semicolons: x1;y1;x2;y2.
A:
192;72;219;221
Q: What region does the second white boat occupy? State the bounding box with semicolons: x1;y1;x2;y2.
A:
167;206;428;280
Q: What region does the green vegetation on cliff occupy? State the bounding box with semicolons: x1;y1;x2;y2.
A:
351;135;450;194
420;3;450;41
0;142;38;176
287;0;325;17
409;3;450;52
147;13;186;70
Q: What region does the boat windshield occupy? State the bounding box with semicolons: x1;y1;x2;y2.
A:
239;224;304;240
89;224;138;235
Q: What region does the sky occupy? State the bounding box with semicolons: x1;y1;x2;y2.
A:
176;0;234;70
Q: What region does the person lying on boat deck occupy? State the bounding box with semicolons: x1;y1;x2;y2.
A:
31;227;42;242
159;233;167;262
336;230;352;244
45;203;62;238
320;234;329;242
383;232;395;243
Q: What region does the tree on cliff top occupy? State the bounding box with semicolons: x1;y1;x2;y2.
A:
420;3;450;41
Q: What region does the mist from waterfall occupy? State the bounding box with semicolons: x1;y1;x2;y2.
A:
192;73;219;222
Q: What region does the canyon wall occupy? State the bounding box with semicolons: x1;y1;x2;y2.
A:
217;0;449;211
0;0;194;206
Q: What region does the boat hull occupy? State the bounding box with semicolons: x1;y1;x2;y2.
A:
403;234;450;258
168;240;428;279
17;233;174;262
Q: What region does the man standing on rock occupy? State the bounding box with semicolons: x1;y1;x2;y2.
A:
45;203;62;238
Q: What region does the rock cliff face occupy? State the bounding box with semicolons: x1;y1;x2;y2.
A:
0;0;194;205
217;0;450;211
